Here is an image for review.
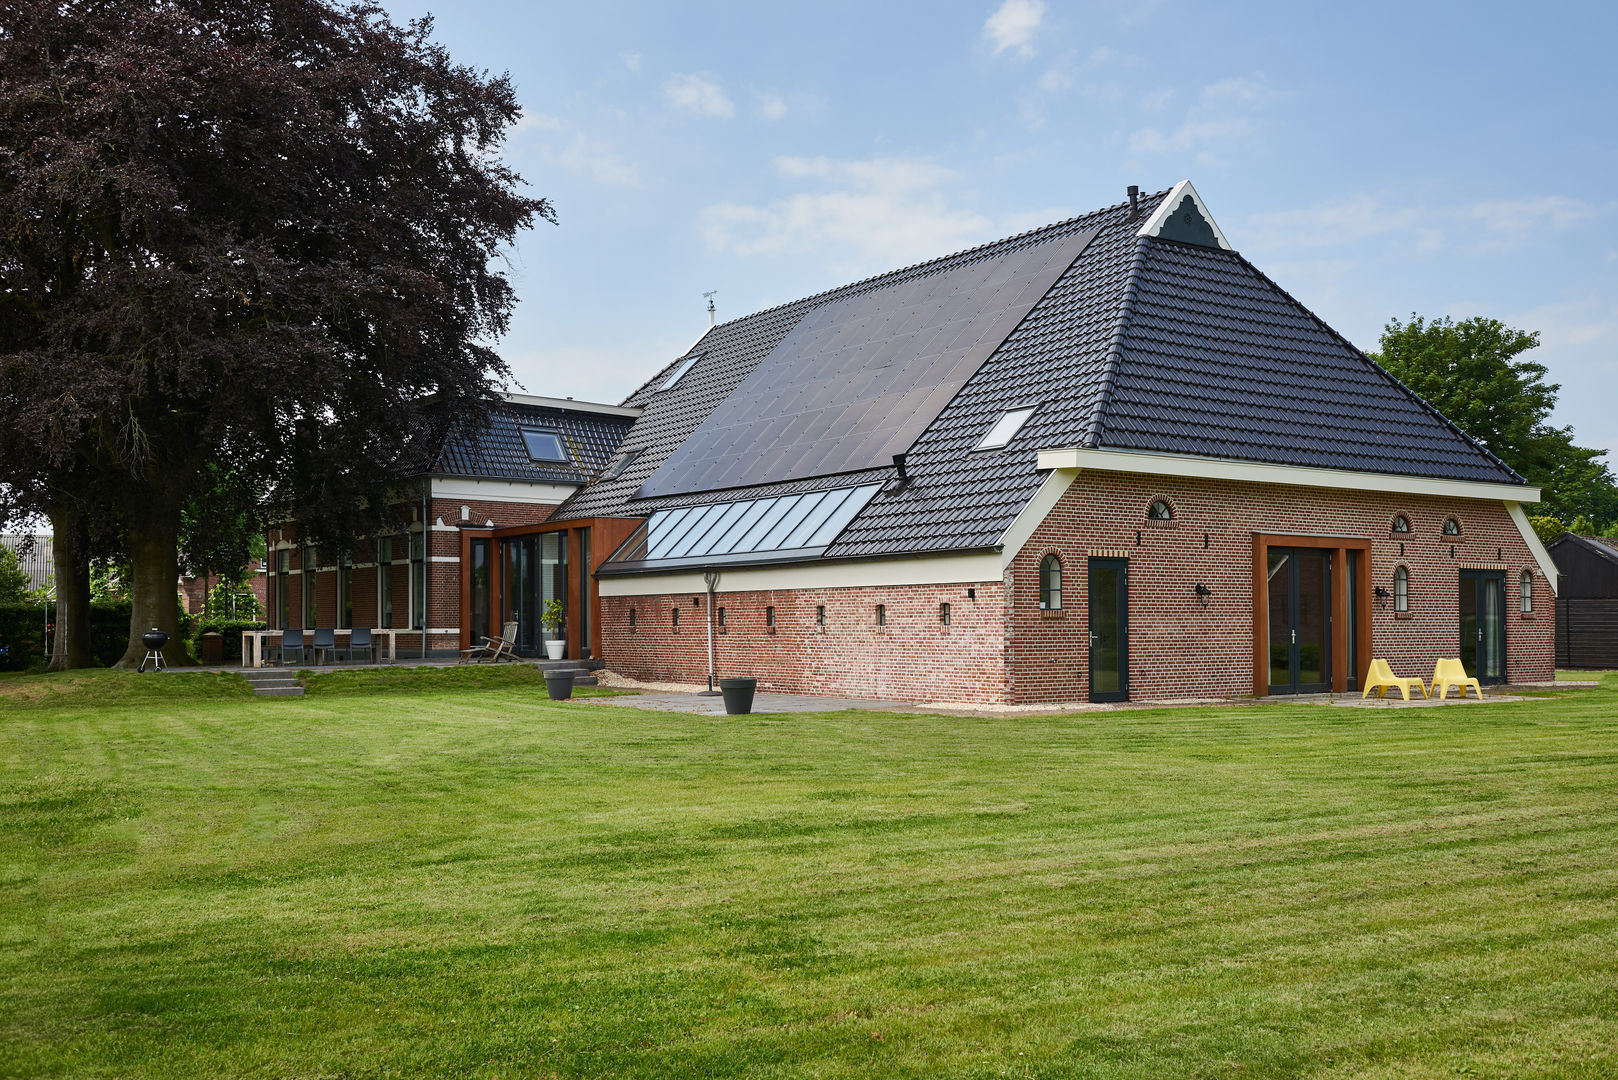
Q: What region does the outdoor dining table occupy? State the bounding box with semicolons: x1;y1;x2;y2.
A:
239;629;425;668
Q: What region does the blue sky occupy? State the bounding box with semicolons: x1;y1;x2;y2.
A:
381;0;1618;455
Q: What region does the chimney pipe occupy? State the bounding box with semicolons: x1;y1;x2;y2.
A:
703;290;717;328
1127;185;1140;217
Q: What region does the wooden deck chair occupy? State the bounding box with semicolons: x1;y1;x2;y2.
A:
460;621;518;664
1430;658;1484;700
1362;658;1427;700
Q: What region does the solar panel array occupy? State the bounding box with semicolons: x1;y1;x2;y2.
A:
635;228;1098;499
613;485;882;567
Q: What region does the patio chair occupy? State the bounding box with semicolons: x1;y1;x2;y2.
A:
461;621;518;664
346;627;374;665
311;628;337;665
1430;657;1483;700
279;628;306;667
1361;658;1427;701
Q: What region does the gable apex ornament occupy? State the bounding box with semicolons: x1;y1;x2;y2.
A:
1136;179;1231;250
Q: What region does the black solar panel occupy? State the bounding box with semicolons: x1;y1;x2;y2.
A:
635;227;1099;499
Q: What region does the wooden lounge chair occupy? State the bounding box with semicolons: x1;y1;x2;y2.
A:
1362;658;1427;700
1430;658;1484;700
460;621;518;664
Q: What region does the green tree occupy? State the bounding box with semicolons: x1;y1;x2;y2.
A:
1372;315;1618;528
0;546;31;602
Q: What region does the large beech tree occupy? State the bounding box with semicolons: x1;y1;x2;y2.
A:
0;0;551;666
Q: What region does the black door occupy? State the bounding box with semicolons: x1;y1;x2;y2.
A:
1460;570;1506;684
1267;547;1332;694
1088;558;1128;702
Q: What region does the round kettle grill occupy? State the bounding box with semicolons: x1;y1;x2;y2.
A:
138;628;168;673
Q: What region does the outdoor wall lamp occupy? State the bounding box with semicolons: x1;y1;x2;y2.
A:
1374;586;1391;609
1194;583;1212;607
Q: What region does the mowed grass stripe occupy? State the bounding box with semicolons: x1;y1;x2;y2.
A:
1;666;1615;1078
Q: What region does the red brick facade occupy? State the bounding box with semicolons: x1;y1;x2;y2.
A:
598;470;1554;704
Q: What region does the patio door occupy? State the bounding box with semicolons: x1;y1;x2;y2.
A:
1460;570;1506;684
1267;547;1332;694
500;533;568;657
1088;558;1128;702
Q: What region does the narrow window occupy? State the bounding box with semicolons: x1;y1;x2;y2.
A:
766;605;776;628
629;607;637;631
1148;499;1173;521
336;556;352;630
601;447;642;481
939;602;952;625
718;606;727;628
816;604;826;626
520;429;569;463
1039;553;1063;610
409;531;426;630
1443;517;1460;536
1521;571;1533;613
672;607;680;628
659;352;704;391
376;537;393;628
1394;566;1409;613
1392;515;1410;533
302;545;318;627
876;603;886;626
974;406;1038;450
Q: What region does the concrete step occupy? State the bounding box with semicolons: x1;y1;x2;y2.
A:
255;686;305;697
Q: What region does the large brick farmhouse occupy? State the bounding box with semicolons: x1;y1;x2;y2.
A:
270;182;1559;703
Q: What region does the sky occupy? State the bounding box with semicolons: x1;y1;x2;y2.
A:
379;0;1618;456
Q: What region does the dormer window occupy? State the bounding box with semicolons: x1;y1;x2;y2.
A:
520;429;569;463
658;352;704;392
974;406;1038;450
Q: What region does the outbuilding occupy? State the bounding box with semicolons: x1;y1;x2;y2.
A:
1547;533;1618;669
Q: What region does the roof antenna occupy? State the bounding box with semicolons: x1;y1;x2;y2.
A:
1127;185;1140;218
703;290;717;328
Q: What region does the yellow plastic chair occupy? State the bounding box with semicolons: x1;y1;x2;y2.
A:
1362;658;1428;700
1430;658;1484;700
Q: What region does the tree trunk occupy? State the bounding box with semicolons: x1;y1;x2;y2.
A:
117;501;193;668
47;508;93;671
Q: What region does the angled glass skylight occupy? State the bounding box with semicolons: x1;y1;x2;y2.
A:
520;429;569;462
974;406;1038;450
658;352;704;392
607;484;881;568
601;447;642;480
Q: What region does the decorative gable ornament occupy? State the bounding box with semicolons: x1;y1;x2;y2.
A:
1137;179;1231;250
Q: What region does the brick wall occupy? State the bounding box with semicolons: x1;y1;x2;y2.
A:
599;470;1553;706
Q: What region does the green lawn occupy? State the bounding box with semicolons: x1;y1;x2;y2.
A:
2;669;1616;1078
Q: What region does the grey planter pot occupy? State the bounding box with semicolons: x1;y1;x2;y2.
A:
719;678;757;715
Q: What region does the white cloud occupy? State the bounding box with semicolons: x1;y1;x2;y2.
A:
621;51;642;71
1244;193;1602;254
558;136;642;187
511;109;566;136
1128;74;1278;157
984;0;1046;58
758;94;788;121
1140;87;1174;111
664;72;734;118
699;156;994;274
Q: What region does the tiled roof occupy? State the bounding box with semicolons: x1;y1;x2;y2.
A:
434;400;634;485
558;184;1527;564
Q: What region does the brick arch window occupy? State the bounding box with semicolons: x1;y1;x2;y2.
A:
1148;498;1173;521
1039;553;1063;610
1394;565;1410;612
1520;570;1533;613
1391;514;1411;534
1442;516;1461;536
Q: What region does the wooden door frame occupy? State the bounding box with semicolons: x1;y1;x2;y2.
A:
1252;534;1372;696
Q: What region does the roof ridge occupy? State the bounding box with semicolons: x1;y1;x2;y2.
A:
1217;244;1527;486
1079;235;1152;449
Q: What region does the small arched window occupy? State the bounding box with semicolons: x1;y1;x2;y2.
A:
1521;571;1533;613
1392;515;1410;533
1394;566;1410;612
1148;499;1173;521
1039;554;1062;610
1443;517;1460;536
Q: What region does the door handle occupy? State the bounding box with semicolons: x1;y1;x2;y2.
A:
1291;629;1296;644
1090;633;1099;646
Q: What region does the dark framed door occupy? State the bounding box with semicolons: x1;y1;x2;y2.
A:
1267;547;1332;694
1460;570;1506;684
1088;558;1128;702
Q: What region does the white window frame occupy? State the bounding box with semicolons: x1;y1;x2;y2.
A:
974;406;1038;451
659;352;704;391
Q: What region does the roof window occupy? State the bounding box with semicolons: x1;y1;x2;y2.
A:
520;429;569;463
658;352;704;392
974;406;1038;451
601;447;642;481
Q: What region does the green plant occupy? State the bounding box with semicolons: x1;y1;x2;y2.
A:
541;597;566;633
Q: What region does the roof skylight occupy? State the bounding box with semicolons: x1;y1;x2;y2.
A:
658;352;704;392
520;429;569;463
974;406;1038;450
601;447;642;480
607;484;881;568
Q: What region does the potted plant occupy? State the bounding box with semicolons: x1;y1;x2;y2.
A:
542;598;566;660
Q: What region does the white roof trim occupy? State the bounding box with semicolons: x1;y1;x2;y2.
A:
1136;179;1232;250
1034;446;1539;503
501;392;641;418
997;468;1077;570
1506;502;1560;596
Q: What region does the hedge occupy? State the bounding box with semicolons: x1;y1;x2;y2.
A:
0;603;134;671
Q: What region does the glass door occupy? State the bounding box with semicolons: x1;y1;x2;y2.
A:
1088;558;1128;702
1460;571;1506;684
1267;547;1332;694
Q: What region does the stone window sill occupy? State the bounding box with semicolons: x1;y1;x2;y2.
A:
1394;611;1414;620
